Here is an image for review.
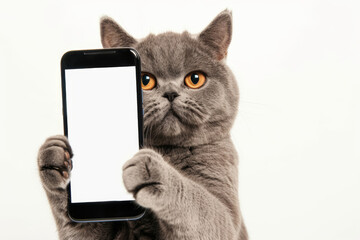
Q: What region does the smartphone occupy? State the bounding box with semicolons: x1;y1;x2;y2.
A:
61;48;145;222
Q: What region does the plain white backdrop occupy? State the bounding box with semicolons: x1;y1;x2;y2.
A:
1;0;359;239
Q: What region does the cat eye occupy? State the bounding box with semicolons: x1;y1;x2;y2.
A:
141;72;156;90
184;71;206;89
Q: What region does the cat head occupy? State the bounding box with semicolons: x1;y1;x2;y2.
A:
100;10;238;147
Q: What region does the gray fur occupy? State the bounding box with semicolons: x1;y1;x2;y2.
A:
38;10;248;240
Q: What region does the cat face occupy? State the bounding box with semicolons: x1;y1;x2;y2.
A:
101;10;239;146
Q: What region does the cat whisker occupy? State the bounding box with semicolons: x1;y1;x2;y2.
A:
184;100;207;117
144;108;160;123
189;108;206;121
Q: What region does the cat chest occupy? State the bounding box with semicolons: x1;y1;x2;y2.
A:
159;147;232;187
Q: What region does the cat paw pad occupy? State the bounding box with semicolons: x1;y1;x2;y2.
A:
38;135;73;190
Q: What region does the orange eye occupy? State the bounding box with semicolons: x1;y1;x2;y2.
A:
184;71;206;89
141;73;156;90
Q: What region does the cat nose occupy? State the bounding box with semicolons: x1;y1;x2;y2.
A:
162;92;179;102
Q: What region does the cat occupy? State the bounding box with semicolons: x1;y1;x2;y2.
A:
38;10;248;240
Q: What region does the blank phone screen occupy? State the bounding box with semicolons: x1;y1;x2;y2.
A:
65;66;138;203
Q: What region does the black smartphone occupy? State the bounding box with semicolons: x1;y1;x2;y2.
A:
61;48;145;222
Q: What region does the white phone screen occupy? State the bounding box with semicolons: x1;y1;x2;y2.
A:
65;66;138;203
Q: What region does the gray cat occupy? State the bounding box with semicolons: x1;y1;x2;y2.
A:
38;10;248;240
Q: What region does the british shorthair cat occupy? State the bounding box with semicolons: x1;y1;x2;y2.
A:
38;10;248;240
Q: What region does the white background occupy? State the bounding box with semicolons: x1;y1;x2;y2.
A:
1;0;359;239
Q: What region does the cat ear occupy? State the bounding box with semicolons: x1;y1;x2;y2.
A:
198;10;232;60
100;16;137;48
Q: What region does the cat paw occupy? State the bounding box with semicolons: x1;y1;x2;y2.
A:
38;135;73;192
122;149;168;210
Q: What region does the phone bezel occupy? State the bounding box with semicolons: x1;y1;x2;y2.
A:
61;48;145;222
